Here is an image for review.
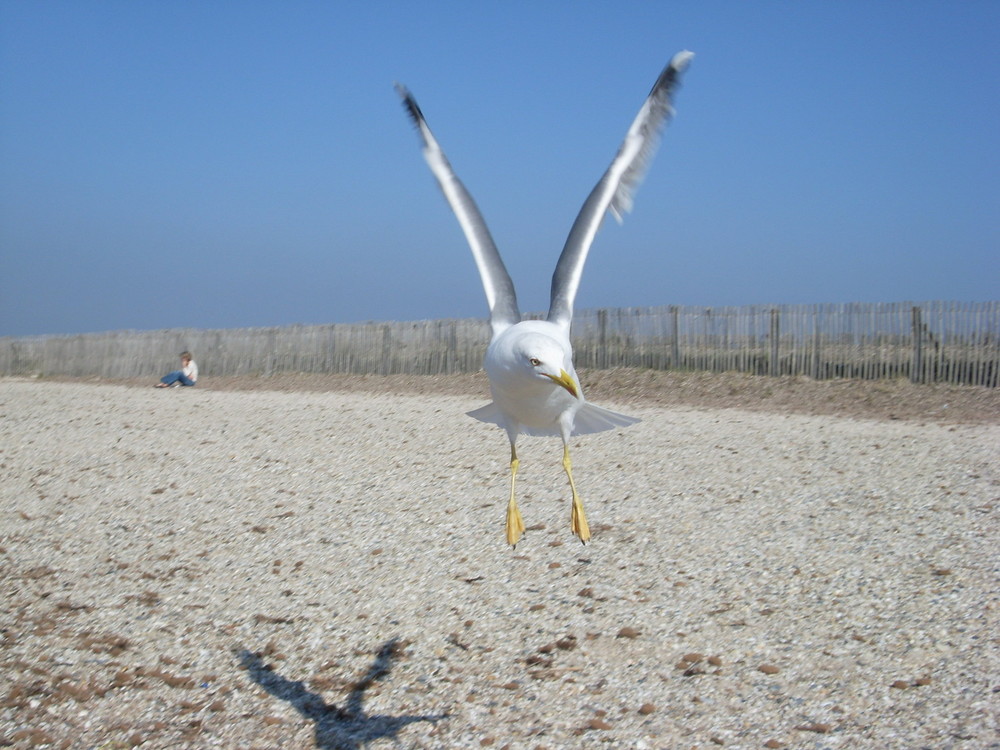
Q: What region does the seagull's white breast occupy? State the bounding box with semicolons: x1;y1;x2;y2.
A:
482;320;583;434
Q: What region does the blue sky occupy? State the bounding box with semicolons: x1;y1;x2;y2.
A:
2;1;997;337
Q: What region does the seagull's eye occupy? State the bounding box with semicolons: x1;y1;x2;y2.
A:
529;357;541;366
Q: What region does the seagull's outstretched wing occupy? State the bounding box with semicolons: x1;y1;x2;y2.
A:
547;51;694;330
396;84;521;334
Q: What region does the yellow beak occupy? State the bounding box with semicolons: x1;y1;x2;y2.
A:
544;369;579;398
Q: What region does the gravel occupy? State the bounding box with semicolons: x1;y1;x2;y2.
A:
2;375;998;748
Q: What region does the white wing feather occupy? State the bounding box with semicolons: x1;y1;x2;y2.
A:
547;51;693;331
396;85;521;334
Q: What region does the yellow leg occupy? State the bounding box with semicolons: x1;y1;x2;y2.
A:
563;443;590;543
505;444;525;547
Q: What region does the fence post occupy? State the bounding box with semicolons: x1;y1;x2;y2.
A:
769;308;780;376
596;309;608;369
380;325;392;376
265;329;277;376
446;321;458;374
670;306;680;369
811;308;822;379
911;306;923;383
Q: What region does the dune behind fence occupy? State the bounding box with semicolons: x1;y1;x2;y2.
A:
2;301;997;387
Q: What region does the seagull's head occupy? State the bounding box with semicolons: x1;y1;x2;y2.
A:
512;333;579;399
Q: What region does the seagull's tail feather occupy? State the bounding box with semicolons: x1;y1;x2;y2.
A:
467;402;505;427
467;401;639;438
570;403;640;436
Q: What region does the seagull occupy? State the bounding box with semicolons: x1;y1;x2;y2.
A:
396;51;693;546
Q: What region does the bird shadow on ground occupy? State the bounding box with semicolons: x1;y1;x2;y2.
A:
238;638;447;749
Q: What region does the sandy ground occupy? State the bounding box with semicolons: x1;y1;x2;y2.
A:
2;374;998;749
75;369;1000;425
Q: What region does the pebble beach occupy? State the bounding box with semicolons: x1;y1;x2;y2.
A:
2;375;998;749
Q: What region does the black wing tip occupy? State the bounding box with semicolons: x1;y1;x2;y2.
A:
649;50;695;96
394;82;426;128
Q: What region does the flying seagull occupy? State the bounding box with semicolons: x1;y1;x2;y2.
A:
396;51;693;546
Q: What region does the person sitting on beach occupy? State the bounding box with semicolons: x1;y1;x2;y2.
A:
156;351;198;388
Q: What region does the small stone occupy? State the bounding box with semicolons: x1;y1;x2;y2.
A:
555;636;577;651
758;664;780;675
913;676;932;686
796;723;831;733
676;653;706;676
587;718;613;730
710;737;725;746
638;702;656;715
11;730;54;745
112;670;133;687
764;740;784;749
890;680;910;689
616;627;641;639
707;655;723;666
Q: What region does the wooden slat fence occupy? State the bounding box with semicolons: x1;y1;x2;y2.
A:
570;301;1000;385
1;301;997;386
